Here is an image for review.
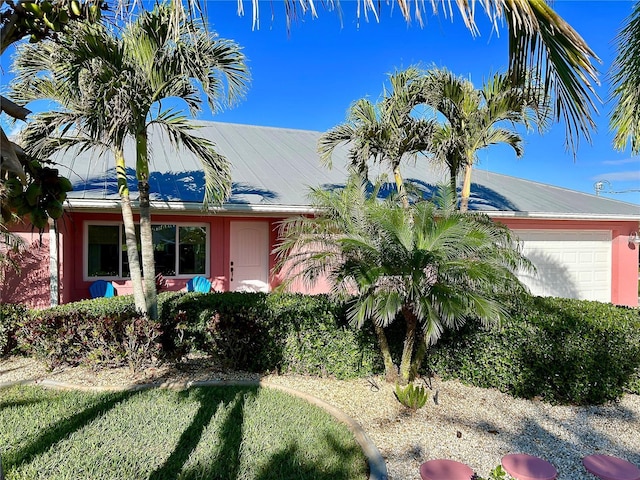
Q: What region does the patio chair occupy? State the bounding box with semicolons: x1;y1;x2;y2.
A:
501;453;557;480
186;276;211;293
582;454;640;480
419;459;474;480
89;280;115;298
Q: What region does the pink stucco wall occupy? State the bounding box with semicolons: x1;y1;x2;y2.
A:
0;230;57;309
3;212;638;308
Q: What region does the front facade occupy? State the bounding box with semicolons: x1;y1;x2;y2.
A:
2;121;639;308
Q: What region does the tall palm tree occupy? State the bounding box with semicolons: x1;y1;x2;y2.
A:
11;38;149;314
318;67;435;208
12;3;249;319
275;177;531;384
419;67;550;212
611;1;640;154
244;0;599;152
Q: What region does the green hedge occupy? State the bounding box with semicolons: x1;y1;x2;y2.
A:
426;296;640;405
16;296;161;371
0;303;28;357
4;293;639;405
159;292;380;378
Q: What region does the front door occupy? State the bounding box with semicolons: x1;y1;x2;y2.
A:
229;221;270;292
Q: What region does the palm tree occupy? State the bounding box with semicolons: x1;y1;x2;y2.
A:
318;67;435;208
275;177;531;384
11;3;249;319
243;0;599;152
11;38;149;313
419;67;550;212
611;1;640;154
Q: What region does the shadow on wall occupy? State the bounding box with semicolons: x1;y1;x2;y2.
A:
1;238;51;308
519;251;580;300
71;167;279;204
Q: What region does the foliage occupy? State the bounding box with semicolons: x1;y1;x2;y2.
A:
159;291;379;378
6;290;638;404
15;297;161;371
427;295;640;404
0;303;28;357
245;0;599;153
0;385;367;480
472;465;507;480
394;382;429;410
611;0;640;153
2;160;73;228
275;178;532;384
418;67;550;211
10;3;249;320
318;66;434;207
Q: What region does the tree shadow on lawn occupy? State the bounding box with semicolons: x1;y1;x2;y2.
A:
252;433;367;480
4;389;139;470
149;386;257;480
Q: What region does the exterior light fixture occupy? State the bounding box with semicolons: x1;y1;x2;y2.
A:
629;232;640;245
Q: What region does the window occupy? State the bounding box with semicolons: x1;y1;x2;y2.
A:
86;223;208;279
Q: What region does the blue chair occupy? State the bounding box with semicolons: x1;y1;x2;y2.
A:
186;276;211;293
89;280;115;298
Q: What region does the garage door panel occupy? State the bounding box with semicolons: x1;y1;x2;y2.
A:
514;230;611;303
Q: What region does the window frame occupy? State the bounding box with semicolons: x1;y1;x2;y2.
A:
83;221;210;281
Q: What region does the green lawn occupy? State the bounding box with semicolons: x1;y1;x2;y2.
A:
0;385;367;480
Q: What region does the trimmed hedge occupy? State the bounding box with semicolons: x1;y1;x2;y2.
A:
159;292;380;378
0;303;28;357
426;296;640;405
4;292;639;405
16;296;161;371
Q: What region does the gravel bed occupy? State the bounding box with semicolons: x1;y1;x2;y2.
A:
1;355;639;479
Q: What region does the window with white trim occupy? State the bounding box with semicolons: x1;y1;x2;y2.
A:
86;223;208;278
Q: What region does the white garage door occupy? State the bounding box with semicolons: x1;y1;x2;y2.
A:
513;230;612;303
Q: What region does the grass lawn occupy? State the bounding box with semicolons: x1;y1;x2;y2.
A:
0;385;367;480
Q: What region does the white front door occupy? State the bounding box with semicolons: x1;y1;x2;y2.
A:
229;221;270;292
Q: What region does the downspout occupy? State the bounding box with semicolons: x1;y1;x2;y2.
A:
48;218;59;306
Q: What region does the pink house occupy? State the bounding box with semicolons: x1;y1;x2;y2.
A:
3;121;639;308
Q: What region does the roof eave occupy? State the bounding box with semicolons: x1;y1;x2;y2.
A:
65;199;319;216
486;211;640;222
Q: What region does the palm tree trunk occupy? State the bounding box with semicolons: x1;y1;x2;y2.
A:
410;335;428;380
399;306;418;384
136;132;158;320
374;324;398;383
459;162;473;213
393;164;409;209
115;148;146;316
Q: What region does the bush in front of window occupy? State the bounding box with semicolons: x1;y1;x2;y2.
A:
16;296;161;371
159;292;380;378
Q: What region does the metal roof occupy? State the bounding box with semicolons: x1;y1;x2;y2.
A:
53;120;640;220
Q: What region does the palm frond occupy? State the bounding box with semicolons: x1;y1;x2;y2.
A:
610;1;640;153
153;111;232;205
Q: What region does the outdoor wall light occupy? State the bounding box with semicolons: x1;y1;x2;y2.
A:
629;232;640;245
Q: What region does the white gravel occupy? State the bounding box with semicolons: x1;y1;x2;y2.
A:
1;356;639;480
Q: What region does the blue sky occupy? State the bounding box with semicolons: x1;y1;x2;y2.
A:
2;0;639;205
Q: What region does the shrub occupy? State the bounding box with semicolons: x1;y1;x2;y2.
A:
394;382;429;410
16;296;161;371
159;292;380;378
426;296;640;405
0;303;28;357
